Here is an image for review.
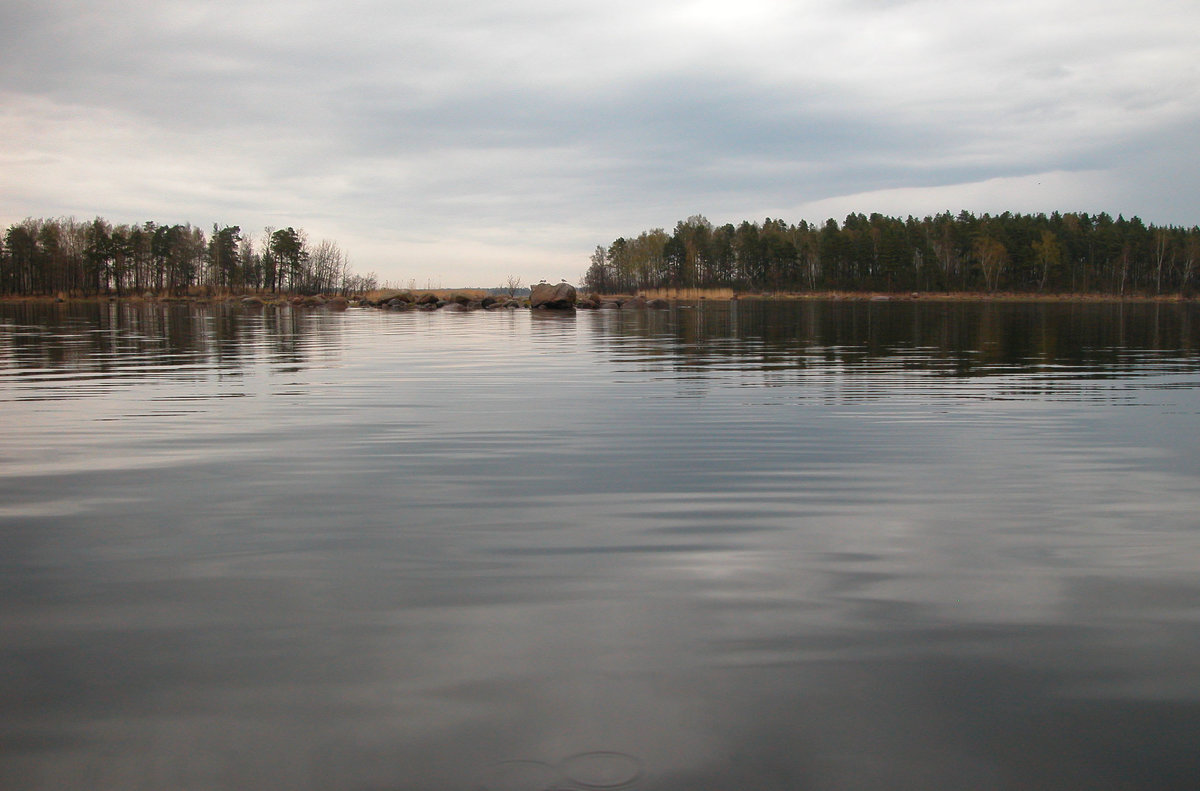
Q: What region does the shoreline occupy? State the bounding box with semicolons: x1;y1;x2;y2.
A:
2;289;1197;306
727;290;1199;303
606;289;1200;304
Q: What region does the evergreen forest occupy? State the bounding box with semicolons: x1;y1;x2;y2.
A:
0;217;377;297
584;211;1200;296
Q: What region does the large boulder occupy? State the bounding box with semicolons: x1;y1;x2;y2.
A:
530;282;577;309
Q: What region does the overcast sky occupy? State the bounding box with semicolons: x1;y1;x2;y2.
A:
2;0;1198;287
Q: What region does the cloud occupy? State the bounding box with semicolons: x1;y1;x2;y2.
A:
2;0;1199;284
785;169;1120;225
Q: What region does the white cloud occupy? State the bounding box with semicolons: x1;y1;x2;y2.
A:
786;169;1119;225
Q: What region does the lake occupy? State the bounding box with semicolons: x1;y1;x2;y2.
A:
2;298;1199;790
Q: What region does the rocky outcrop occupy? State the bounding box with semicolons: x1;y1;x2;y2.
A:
530;282;577;310
344;285;681;314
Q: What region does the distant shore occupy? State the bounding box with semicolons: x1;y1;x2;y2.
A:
729;290;1199;303
608;289;1199;304
2;288;1197;306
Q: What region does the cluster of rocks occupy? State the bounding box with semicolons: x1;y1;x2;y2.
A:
221;283;675;313
530;282;669;311
353;283;673;313
41;287;671;311
360;289;525;312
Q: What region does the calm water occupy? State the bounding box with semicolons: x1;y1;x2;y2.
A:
2;299;1199;790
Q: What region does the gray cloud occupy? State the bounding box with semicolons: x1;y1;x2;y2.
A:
2;0;1199;284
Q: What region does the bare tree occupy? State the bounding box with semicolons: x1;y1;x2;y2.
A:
308;239;343;294
503;274;523;297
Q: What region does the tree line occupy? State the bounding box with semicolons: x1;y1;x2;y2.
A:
1;216;379;297
583;211;1200;296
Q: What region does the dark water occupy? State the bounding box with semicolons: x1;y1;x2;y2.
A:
2;299;1199;790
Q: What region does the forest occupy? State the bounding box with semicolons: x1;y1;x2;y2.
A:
0;216;378;297
583;211;1200;297
8;211;1199;299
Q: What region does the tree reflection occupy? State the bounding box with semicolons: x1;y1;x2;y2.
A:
584;300;1200;380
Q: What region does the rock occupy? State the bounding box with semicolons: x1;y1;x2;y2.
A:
599;301;620;310
481;295;499;308
242;296;265;305
326;296;349;309
646;298;670;309
441;302;470;312
415;292;439;305
576;298;598;309
530;282;577;309
621;296;648;309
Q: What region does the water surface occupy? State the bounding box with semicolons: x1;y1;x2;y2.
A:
2;299;1199;790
